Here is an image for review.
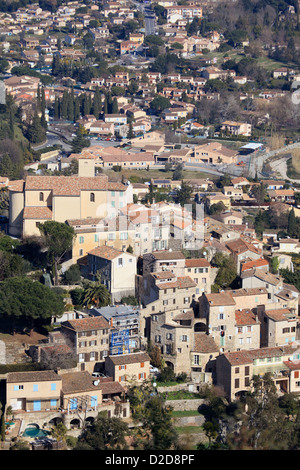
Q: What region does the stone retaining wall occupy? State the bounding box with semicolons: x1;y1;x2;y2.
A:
166;399;204;411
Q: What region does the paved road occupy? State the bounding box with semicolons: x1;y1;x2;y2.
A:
144;10;157;36
134;1;157;36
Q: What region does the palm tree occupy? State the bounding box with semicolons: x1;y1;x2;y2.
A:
82;272;111;308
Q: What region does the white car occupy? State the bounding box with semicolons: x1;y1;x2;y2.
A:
92;372;106;378
150;365;159;374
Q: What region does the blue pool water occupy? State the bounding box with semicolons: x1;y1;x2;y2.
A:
23;424;50;438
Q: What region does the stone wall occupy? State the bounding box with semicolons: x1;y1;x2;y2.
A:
166;399;204;411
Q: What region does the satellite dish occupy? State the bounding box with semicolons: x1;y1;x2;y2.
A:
93;380;100;386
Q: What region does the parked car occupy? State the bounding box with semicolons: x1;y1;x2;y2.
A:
150;365;159;374
92;372;106;378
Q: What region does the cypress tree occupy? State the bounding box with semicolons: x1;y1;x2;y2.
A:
112;97;118;114
288;208;296;237
54;96;60;120
74;97;80;121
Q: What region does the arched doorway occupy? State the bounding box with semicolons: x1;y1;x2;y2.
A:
49;416;63;427
70;418;81;429
194;322;207;333
85;416;95;426
165;361;174;370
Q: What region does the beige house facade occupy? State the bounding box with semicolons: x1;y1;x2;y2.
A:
87;245;137;302
105;352;150;385
9;168;133;238
216;345;300;401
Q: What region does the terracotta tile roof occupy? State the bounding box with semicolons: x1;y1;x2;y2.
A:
269;189;294;195
8;179;25;192
223;345;296;366
87;245;126;260
252;270;282;285
155;275;196;290
101;152;154;163
283;360;300;371
241;258;269;272
205;292;235;306
150;250;186;260
235;308;259;326
185;258;210;268
67;217;103;226
61;371;123;395
264;308;295;321
173;309;194;321
62;316;110;332
7;370;61;383
192;332;219;353
107;352;150;365
23;206;53;219
152;271;176;280
230;287;268;297
226;237;261;255
24;175;126;196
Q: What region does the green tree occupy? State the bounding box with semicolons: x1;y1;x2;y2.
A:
176;181;193;206
227;373;294;450
288;208;297;237
0;276;65;335
27;110;46;144
270;256;279;274
82;272;111;308
71;124;90;153
211;253;237;291
63;264;81;285
127;121;134;139
150;96;171;114
39;221;76;286
76;412;129;450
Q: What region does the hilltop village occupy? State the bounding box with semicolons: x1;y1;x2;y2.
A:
1;0;300;452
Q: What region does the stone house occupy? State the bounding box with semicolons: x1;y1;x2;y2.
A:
257;307;299;348
5;369;129;428
105;352;150;385
66;215;136;262
150;308;194;375
190;333;219;384
8;161;133;238
216;344;300;401
60;317;111;374
142;250;186;276
184;258;212;295
87;245;137;303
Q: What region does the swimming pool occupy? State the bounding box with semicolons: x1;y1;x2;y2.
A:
23;424;50;438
